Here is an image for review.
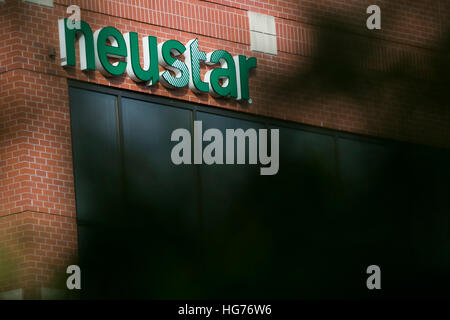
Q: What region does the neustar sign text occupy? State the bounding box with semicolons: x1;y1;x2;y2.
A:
58;19;257;101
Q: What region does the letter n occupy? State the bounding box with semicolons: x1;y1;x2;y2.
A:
58;19;95;70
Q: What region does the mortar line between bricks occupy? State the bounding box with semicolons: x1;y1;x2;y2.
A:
0;68;67;79
438;0;443;39
2;61;442;87
54;2;249;48
0;210;75;220
18;2;305;58
199;0;441;53
199;0;310;25
53;1;442;55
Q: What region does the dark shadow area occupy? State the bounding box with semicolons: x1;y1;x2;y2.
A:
66;2;450;300
69;83;450;299
271;7;450;141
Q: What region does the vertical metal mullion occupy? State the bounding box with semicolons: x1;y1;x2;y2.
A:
116;94;128;218
334;134;343;214
192;107;206;272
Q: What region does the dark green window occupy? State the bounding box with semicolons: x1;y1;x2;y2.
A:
69;81;450;299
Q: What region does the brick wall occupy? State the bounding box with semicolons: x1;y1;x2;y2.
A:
0;0;449;297
0;211;76;298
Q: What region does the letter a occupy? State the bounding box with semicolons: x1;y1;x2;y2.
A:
366;265;381;290
171;129;191;165
66;265;81;290
366;5;381;30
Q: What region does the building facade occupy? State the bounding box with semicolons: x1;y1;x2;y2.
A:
1;0;450;299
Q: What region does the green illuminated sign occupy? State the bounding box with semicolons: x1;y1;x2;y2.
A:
58;19;257;101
